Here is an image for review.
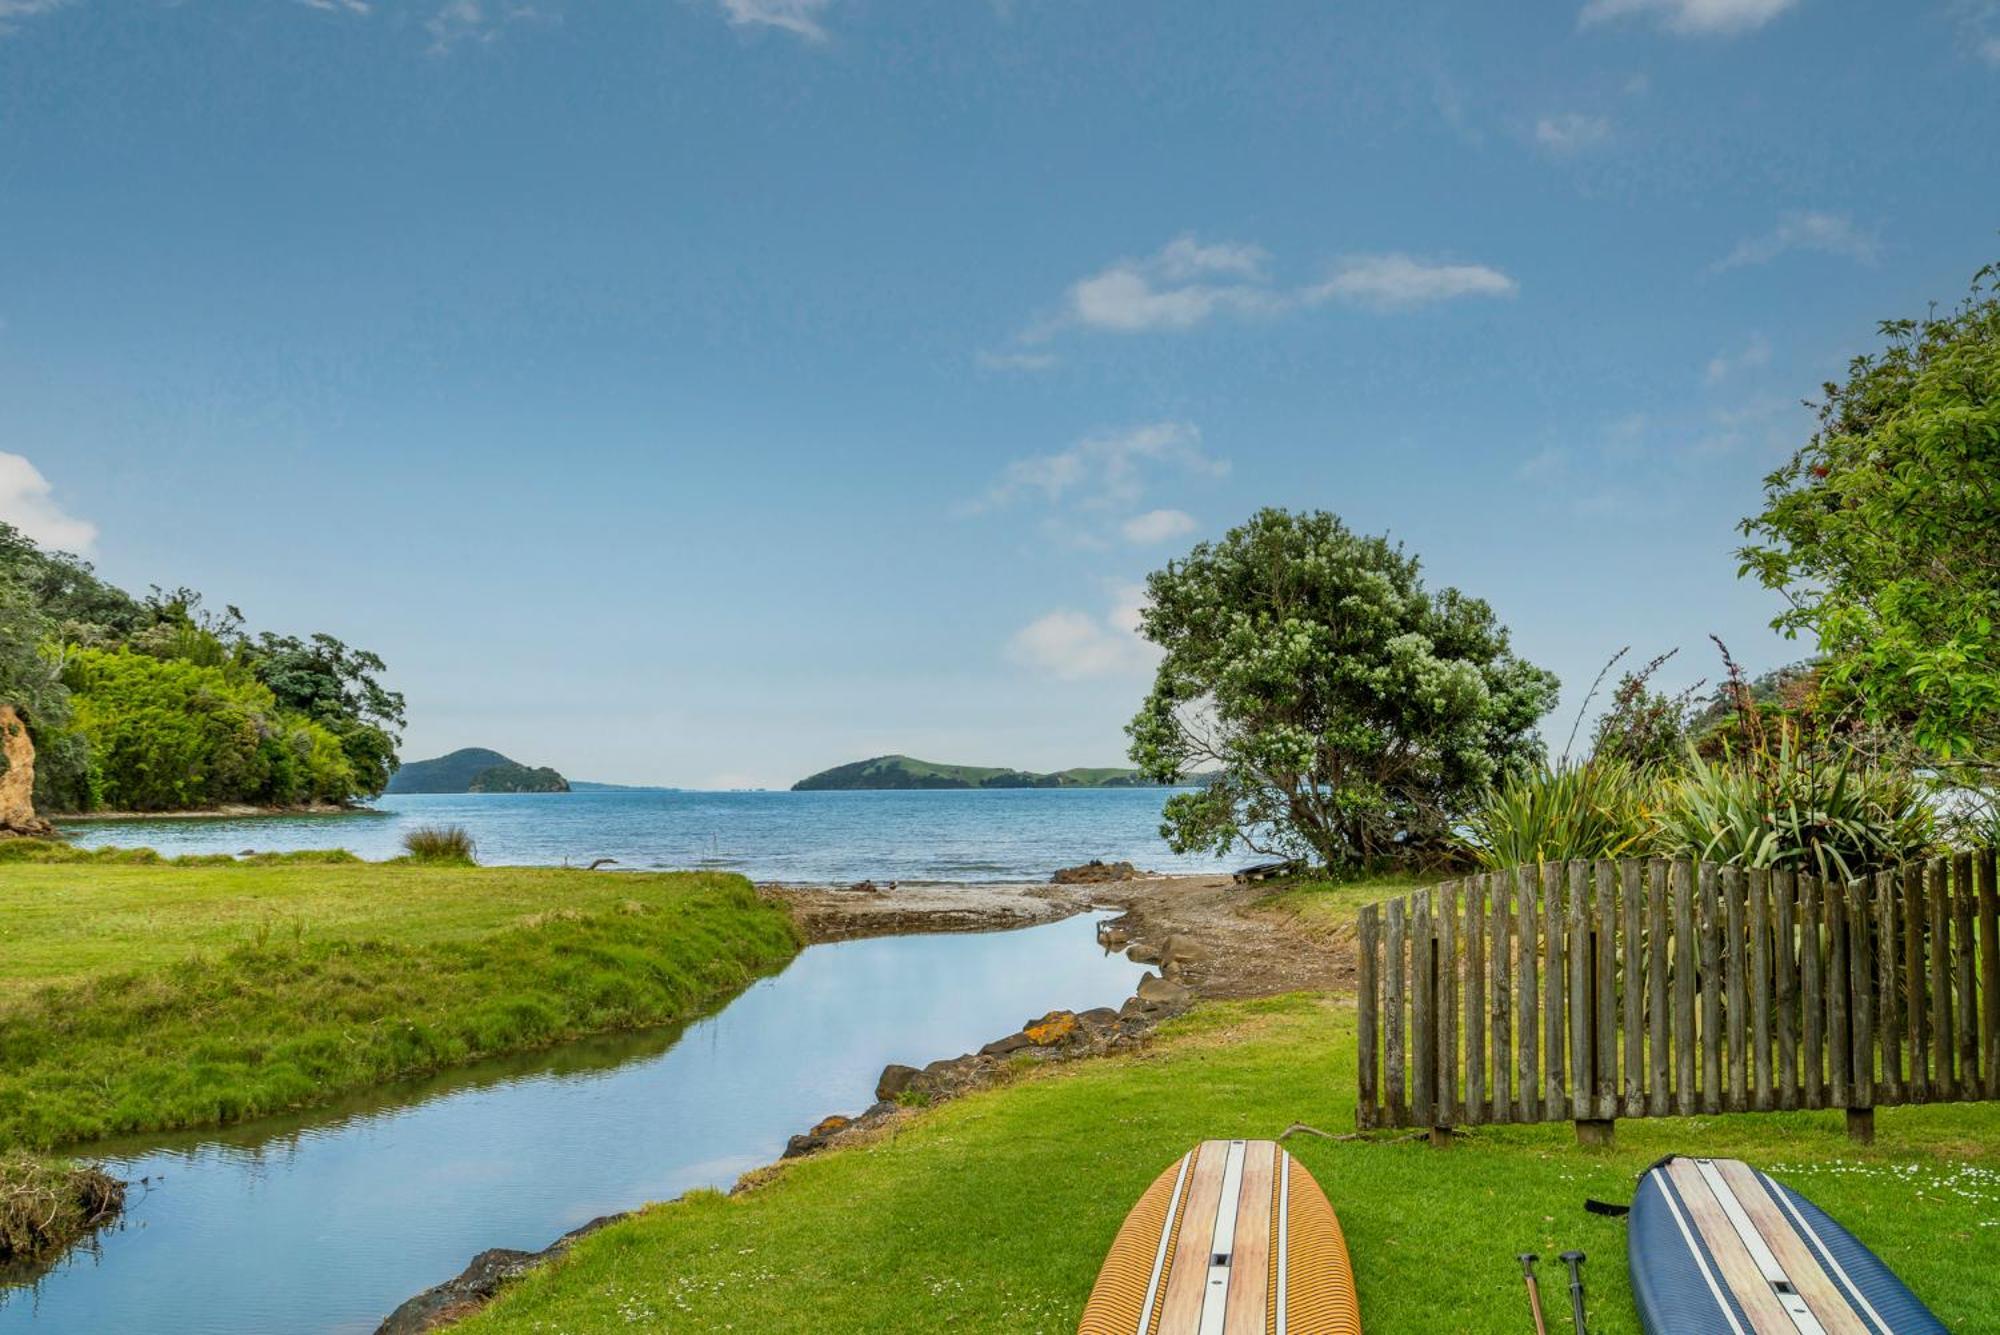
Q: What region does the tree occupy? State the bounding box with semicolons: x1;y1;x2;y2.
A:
1738;263;2000;768
1126;508;1560;868
247;632;406;796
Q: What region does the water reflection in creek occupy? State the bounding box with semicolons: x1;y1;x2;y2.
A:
1;913;1145;1335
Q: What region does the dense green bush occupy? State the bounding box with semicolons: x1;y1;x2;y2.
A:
61;648;354;811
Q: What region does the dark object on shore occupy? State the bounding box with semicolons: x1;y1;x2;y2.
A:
1051;859;1138;885
585;858;617;871
845;879;883;894
1232;859;1303;884
375;1213;624;1335
0;1156;125;1265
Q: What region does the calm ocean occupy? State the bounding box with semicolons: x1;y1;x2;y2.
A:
54;787;1236;883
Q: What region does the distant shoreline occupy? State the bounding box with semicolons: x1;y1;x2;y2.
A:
54;802;382;823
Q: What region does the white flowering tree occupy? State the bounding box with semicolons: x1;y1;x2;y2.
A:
1126;508;1559;869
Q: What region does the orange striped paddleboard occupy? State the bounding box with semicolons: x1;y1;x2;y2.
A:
1079;1139;1361;1335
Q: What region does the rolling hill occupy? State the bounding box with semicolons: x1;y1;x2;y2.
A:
791;755;1187;791
384;748;571;795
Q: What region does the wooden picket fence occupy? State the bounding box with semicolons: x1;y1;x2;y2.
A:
1354;850;2000;1143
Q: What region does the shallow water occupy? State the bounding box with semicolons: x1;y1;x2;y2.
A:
0;914;1147;1334
55;787;1234;883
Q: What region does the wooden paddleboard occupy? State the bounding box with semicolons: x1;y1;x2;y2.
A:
1629;1156;1946;1334
1078;1139;1360;1335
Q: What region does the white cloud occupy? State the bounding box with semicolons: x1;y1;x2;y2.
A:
719;0;831;41
297;0;370;13
1535;113;1613;154
1579;0;1798;36
1057;236;1278;335
972;421;1226;514
1008;582;1159;681
1119;508;1199;546
1705;333;1772;383
1713;212;1879;271
0;0;72;33
1041;236;1515;335
0;453;96;553
1302;254;1518;310
976;349;1059;373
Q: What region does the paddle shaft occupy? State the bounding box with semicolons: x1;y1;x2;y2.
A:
1517;1254;1548;1335
1559;1250;1588;1335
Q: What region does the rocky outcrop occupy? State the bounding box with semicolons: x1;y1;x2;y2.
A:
778;990;1193;1164
0;705;54;838
1051;859;1139;885
375;1214;626;1334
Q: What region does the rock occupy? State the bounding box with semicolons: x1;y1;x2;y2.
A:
1022;1010;1078;1046
1096;924;1130;948
875;1063;921;1102
979;1031;1033;1057
1051;859;1139;885
1136;972;1192;1006
1160;934;1210;966
0;705;54;838
846;880;880;894
784;1114;858;1159
1077;1006;1121;1031
375;1214;625;1334
1125;942;1161;964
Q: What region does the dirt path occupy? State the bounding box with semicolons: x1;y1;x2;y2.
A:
764;872;1352;1000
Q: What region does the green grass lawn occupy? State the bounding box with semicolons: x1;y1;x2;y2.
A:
0;860;802;1149
466;994;2000;1334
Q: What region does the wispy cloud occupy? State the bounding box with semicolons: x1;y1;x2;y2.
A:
1302;254;1518;310
1008;582;1159;681
719;0;831;41
1580;0;1799;36
0;0;73;35
296;0;371;13
1119;508;1199;546
425;1;541;55
970;421;1226;515
0;453;96;553
1713;212;1878;271
1535;113;1613;155
1051;237;1277;336
1705;333;1772;383
1031;236;1516;337
976;349;1059;373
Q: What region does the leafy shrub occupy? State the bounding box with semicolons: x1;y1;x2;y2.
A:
403;824;477;864
1650;739;1936;881
1462;761;1652;869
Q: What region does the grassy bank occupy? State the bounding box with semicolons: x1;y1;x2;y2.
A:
0;859;803;1149
465;994;2000;1334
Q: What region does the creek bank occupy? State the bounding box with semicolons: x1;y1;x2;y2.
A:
0;1156;125;1268
375;870;1336;1332
774;984;1190;1163
375;1214;626;1335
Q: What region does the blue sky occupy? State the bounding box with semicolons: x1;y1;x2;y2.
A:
4;0;1996;788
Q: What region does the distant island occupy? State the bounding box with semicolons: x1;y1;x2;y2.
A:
386;748;570;794
792;755;1202;791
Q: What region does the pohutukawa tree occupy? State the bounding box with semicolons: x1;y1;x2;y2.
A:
1125;507;1560;869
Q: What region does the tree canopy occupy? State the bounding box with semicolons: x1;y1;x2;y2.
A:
1739;262;2000;768
0;522;403;812
1126;508;1560;868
